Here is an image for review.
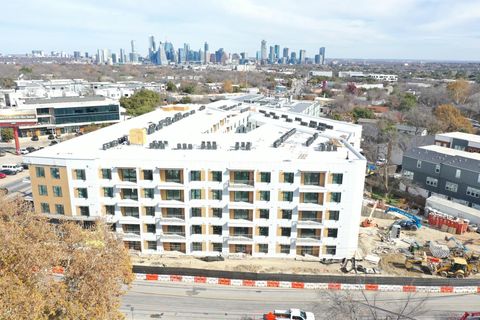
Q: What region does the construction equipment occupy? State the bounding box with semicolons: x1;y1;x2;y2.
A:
445;236;468;256
385;206;422;229
404;253;434;274
361;200;378;227
435;257;472;278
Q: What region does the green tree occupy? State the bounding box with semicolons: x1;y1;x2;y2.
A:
166;81;176;92
180;83;196;94
352;107;375;120
399;93;417;111
120;89;162;116
179;96;192;104
1;128;14;142
19;66;33;74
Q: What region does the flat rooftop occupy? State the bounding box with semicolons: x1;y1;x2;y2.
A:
24;100;364;165
436;132;480;144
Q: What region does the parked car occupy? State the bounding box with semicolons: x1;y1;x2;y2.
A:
0;173;7;179
1;164;22;173
19;148;29;155
31;135;39;141
26;146;36;153
0;169;17;175
48;134;55;140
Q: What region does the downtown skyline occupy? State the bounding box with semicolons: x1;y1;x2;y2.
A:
1;0;480;61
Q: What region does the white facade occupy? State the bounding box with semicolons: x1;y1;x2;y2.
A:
24;100;366;259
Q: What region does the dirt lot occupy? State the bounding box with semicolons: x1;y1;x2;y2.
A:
132;217;480;278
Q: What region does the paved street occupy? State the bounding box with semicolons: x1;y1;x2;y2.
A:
121;280;480;320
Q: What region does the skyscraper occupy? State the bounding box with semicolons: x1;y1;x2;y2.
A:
260;40;267;62
204;42;209;65
298;50;306;64
290;52;297;64
129;40;137;62
119;49;125;64
148;36;156;63
319;47;326;65
269;46;274;64
156;42;168;65
178;48;185;64
283;47;290;64
184;43;190;62
274;45;280;61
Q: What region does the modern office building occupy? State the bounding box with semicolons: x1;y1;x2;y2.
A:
24;100;365;259
319;47;326;65
260;40;267;63
16;96;121;137
402;132;480;209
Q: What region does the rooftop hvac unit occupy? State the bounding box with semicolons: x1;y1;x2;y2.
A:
273;140;281;148
265;113;270;117
102;143;108;150
201;141;206;149
246;142;251;150
326;144;332;151
188;143;193;150
149;142;154;149
212;141;217;150
281;114;288;119
333;145;338;151
163;140;168;146
295;117;302;122
241;142;245;149
159;142;165;149
313;132;319;139
182;143;187;149
177;143;182;149
190;110;195;115
259;109;266;114
156;123;163;130
235;142;240;150
319;143;325;151
111;140;118;147
207;141;212;149
301;122;308;126
199;105;206;111
286;118;293;123
273;115;279;119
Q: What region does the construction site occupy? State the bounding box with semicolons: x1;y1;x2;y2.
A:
132;199;480;279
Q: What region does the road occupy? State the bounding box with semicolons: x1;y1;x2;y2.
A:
121;280;480;320
0;171;31;198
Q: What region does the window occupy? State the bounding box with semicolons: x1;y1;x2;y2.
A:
125;241;141;251
105;205;115;215
120;168;136;182
332;173;343;184
38;185;48;196
260;172;271;183
416;160;422;168
327;228;338;238
233;171;250;183
455;169;461;179
145;206;155;216
234;244;247;253
190;170;201;181
50;167;60;179
165;208;183;218
326;245;337;255
303;172;320;185
191;225;202;234
146;224;156;233
166;190;182;201
212;208;222;218
211;171;222;182
101;168;112;179
280;244;290;254
79;206;90;216
121;188;138;200
331;192;342;203
233;191;250;202
259;227;269;236
143;188;154;199
103;187;114;197
329;210;340;221
282;191;293;202
259;191;270;201
445;181;458;192
466;186;480;198
40;203;50;214
233;209;249;220
212;243;222;252
123;224;140;235
303;192;319;203
77;188;88;199
74;169;86;180
281;227;291;237
211;189;222;200
212;226;222;235
142;169;153;181
283;172;294;183
122;207;139;217
259;209;269;219
403;170;414;180
191;207;202;217
281;209;292;219
36;167;45;178
147;241;157;250
435;164;440;173
258;244;268;253
52;186;62;197
426;177;438;187
192;242;203;251
165;169;182;183
55;204;64;215
190;189;202;200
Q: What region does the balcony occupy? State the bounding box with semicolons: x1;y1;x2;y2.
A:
228;179;255;189
228;233;253;242
119;230;141;240
158;231;186;241
296;232;322;244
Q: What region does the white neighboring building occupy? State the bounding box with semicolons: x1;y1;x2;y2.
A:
24;100;366;259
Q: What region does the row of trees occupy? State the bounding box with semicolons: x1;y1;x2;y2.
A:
0;197;133;319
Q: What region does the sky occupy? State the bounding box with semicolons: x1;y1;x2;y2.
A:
1;0;480;60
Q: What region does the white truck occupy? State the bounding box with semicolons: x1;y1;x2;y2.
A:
263;308;315;320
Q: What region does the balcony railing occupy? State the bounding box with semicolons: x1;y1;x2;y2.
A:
229;180;254;187
161;231;186;237
297;234;322;240
229;233;253;240
298;218;322;223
